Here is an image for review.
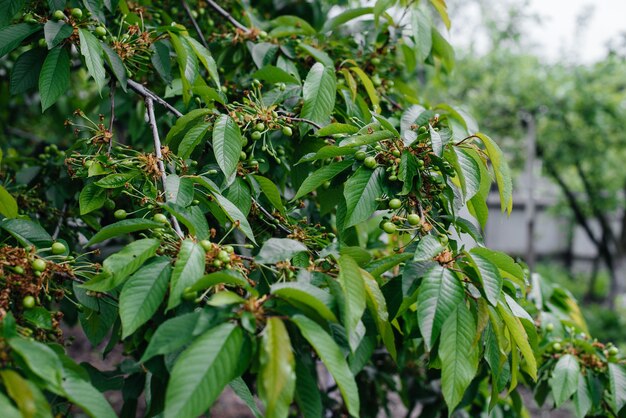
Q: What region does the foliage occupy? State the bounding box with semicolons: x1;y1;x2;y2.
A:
0;1;624;418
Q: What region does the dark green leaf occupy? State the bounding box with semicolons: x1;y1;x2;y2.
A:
79;183;106;215
178;122;210;159
467;250;502;306
252;65;300;84
43;20;72;49
291;315;359;417
78;28;106;93
167;239;206;310
0;218;52;247
39;46;70;112
101;42;127;91
440;303;478;412
164;323;249;418
120;257;172;338
253;175;285;215
550;354;580;407
164;174;194;207
212;114;243;181
271;282;338;322
338;255;366;351
609;363;626;414
212;193;256;244
85;219;163;246
343;166;384;228
417;265;464;350
293;160;352;200
8;338;63;391
300;63;336;135
256;238;307;264
0;23;41;59
258;318;296;418
10;48;46;94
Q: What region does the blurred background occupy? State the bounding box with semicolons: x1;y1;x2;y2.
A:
437;0;626;351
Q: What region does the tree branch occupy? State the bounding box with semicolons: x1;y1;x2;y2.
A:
182;0;210;49
205;0;250;32
107;81;116;154
276;110;323;130
252;198;292;235
145;97;185;239
128;79;183;118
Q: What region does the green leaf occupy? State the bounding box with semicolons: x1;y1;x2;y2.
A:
297;43;334;67
476;133;513;214
224;178;252;216
252;65;300;84
166;108;211;148
361;268;396;360
1;370;52;418
94;172;138;188
470;247;525;285
294;160;352;200
85;219;163;246
315;123;359;136
39;46;70;112
190;270;251;292
338;255;366;351
43;20;72;49
229;378;263;418
467;250;502;306
120;257;171;338
291;315;360;417
184;35;220;89
79;183;106;215
0;23;41;59
300;63;336;135
550;354;580;407
164;323;249;418
256;238;307;264
440;303;478;413
83;239;161;291
497;304;537;380
167;239;206;310
61;373;117;418
78;28;106;93
573;374;592;418
430;0;451;29
349;67;379;108
169;32;198;103
212;193;256;244
321;7;373;33
0;0;25;27
213;114;243;180
430;124;443;156
398;151;418;195
0;185;18;218
165;174;194;207
101;42;127;91
271;282;338;322
141;311;208;362
411;8;432;62
417;265;464;350
452;147;481;203
8;338;63;391
609;363;626;414
343;166;385;228
10;48;46;94
151;40;172;84
253;175;285;214
0;392;20;418
258;318;296;418
162;203;210;240
178;121;210;159
431;27;454;73
0;218;52;247
338;130;396;147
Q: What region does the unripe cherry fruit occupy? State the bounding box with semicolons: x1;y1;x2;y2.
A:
51;242;66;255
251;131;262;141
22;295;36;309
153;213;168;223
71;8;83;19
200;240;212;251
382;222;397;234
364;156;377;169
355;150;367;160
254;122;265;132
407;213;421;225
94;26;107;37
389;198;402;209
31;259;47;272
282;126;293;137
53;10;65;20
114;209;127;220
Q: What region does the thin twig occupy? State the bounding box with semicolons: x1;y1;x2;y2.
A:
276;110;323;130
252;198;292;235
107;81;116;154
145;97;185;239
128;79;183;118
205;0;250;32
182;0;210;48
52;203;67;240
